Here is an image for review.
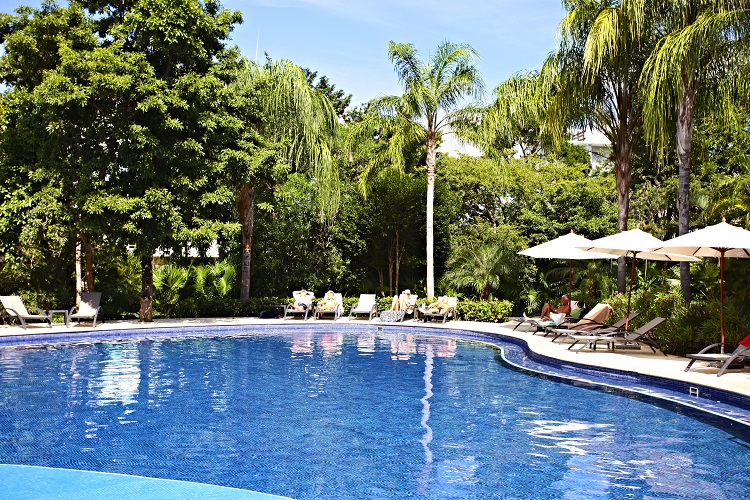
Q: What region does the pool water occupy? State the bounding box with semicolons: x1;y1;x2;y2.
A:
0;331;749;499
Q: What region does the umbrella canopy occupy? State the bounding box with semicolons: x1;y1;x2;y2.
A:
579;228;699;328
651;220;750;346
518;232;615;296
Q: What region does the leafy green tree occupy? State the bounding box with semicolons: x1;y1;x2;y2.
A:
544;0;651;292
622;0;750;303
229;59;339;299
352;41;484;299
305;69;352;119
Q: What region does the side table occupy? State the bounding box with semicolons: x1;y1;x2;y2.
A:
47;309;69;327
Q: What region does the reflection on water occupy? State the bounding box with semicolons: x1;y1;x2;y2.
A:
90;344;141;407
417;345;434;494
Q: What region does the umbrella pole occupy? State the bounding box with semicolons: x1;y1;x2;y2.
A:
626;252;636;330
569;259;573;297
720;250;726;353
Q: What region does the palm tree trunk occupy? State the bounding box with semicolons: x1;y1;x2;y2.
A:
139;256;153;322
615;148;632;294
238;184;255;301
75;237;82;305
425;135;437;299
676;73;695;305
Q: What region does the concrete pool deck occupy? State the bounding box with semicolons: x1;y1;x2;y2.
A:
1;316;748;399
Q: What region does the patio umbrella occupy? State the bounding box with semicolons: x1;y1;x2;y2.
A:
578;228;699;329
518;231;615;297
650;220;750;347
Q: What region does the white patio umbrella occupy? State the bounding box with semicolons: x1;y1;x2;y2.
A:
651;220;750;346
518;231;615;297
578;228;699;329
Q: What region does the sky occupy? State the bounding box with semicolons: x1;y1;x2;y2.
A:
1;0;567;107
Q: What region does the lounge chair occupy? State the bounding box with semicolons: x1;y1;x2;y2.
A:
513;300;584;332
548;303;613;341
421;296;457;324
0;295;52;329
565;312;644;352
284;290;315;320
314;293;343;320
400;294;419;322
349;294;378;321
612;317;668;355
68;292;103;327
685;333;750;376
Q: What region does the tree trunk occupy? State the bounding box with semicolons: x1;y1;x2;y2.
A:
614;146;632;294
425;134;437;299
75;237;82;306
139;256;153;322
676;74;696;306
81;233;95;291
238;184;256;301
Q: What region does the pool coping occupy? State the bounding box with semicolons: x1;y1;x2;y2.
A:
2;317;750;432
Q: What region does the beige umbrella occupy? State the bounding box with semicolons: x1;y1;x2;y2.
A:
518;231;615;296
579;228;699;329
651;220;750;347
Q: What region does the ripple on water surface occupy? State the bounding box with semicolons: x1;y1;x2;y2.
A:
0;332;749;499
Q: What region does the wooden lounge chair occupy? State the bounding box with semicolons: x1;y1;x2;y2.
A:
0;295;52;329
421;296;457;324
349;294;377;321
284;290;315;320
685;333;750;376
314;293;343;320
69;292;103;327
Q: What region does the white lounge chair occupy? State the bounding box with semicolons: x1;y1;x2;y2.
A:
349;294;377;321
69;292;103;327
315;293;343;320
284;290;315;320
0;295;52;329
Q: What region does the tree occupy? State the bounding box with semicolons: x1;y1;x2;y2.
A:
543;0;650;293
230;59;339;299
352;41;484;299
622;0;750;304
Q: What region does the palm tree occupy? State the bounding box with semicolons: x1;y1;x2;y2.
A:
232;60;338;299
443;243;509;301
352;41;484;299
621;0;750;304
543;0;650;293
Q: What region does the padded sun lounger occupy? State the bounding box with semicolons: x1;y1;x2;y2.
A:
549;303;613;341
685;333;750;376
284;290;315;320
0;295;52;329
68;292;103;327
349;294;378;321
421;297;457;324
314;293;343;320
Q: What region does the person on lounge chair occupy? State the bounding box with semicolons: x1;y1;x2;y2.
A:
390;289;415;313
292;290;314;311
425;296;451;315
538;295;571;320
318;290;338;311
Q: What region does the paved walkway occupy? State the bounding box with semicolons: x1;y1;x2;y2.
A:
1;316;748;397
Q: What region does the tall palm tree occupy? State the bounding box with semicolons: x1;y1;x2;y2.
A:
232;60;338;299
621;0;750;304
352;41;484;299
543;0;650;293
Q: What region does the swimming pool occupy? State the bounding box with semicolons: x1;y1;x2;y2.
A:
1;328;749;498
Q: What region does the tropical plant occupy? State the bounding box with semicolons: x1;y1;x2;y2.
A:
153;264;190;316
543;0;651;293
352;41;484;299
230;59;340;300
443;243;509;301
621;0;750;304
